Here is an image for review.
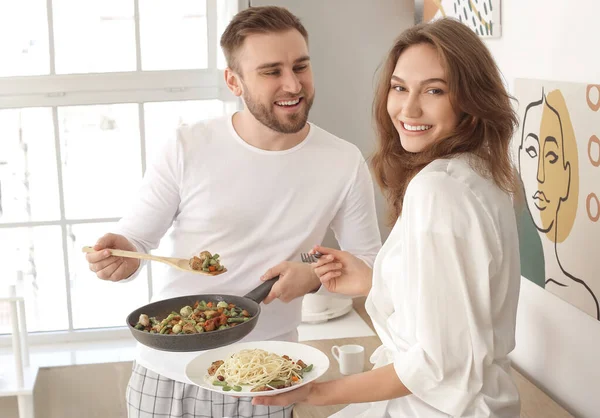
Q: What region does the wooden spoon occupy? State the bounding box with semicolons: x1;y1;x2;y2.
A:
81;246;227;276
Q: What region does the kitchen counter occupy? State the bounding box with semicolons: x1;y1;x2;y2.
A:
293;297;573;418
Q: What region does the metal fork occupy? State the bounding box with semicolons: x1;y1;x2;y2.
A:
300;252;322;263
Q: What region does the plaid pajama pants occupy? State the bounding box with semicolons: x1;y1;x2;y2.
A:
126;362;294;418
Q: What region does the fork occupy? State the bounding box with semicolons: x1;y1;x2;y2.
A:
300;252;322;263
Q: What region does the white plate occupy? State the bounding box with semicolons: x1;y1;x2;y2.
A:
301;297;353;324
184;340;329;397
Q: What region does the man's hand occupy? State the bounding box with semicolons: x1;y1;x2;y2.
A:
85;233;140;282
311;245;373;296
260;261;321;304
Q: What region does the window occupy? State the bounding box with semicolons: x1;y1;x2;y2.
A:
0;0;240;342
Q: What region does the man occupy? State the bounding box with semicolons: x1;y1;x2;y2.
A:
86;6;381;418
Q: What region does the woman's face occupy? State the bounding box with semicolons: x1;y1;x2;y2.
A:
386;44;460;153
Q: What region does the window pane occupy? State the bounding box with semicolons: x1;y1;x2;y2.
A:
58;104;142;219
0;108;60;224
0;226;68;334
143;100;225;166
67;222;149;329
217;0;238;70
0;0;50;77
53;0;135;74
139;0;207;70
150;226;174;299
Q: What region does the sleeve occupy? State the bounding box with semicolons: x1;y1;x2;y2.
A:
328;155;382;267
392;173;501;416
112;130;183;281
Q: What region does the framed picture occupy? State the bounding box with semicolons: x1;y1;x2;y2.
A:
513;78;600;321
417;0;501;38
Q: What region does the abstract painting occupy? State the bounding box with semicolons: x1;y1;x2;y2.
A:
513;78;600;321
421;0;501;38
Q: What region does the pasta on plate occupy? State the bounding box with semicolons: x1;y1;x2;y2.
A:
206;348;313;392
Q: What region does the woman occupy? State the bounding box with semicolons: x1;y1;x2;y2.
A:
252;17;522;417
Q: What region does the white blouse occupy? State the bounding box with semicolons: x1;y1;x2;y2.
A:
335;156;521;417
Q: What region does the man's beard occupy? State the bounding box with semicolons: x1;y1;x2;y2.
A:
242;87;314;134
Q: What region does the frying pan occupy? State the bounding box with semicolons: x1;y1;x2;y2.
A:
126;276;279;352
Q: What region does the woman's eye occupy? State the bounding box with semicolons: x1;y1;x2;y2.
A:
546;151;558;164
426;88;443;95
392;85;406;92
526;146;538;158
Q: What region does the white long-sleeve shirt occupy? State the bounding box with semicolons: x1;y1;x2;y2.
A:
334;155;521;417
115;114;382;381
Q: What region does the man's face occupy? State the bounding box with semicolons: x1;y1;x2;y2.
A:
236;29;314;134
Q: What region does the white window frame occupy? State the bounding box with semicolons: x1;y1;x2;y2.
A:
0;0;245;347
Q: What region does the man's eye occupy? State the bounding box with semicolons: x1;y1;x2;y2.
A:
526;146;538;158
264;71;280;76
294;65;308;72
546;151;558;164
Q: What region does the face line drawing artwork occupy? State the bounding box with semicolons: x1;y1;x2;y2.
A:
519;95;550;230
421;0;500;37
518;88;600;320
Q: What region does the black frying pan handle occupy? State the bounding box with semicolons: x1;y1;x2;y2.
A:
244;275;280;304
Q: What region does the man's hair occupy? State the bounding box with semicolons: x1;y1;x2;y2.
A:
220;6;309;74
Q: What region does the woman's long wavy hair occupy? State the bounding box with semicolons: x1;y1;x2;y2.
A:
371;18;519;223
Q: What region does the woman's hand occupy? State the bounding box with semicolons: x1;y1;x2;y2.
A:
311;245;373;296
253;365;411;407
252;382;314;407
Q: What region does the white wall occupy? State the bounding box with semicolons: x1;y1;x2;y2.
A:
483;1;600;417
251;0;416;244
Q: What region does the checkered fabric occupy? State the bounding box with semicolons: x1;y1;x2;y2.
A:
126;362;294;418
